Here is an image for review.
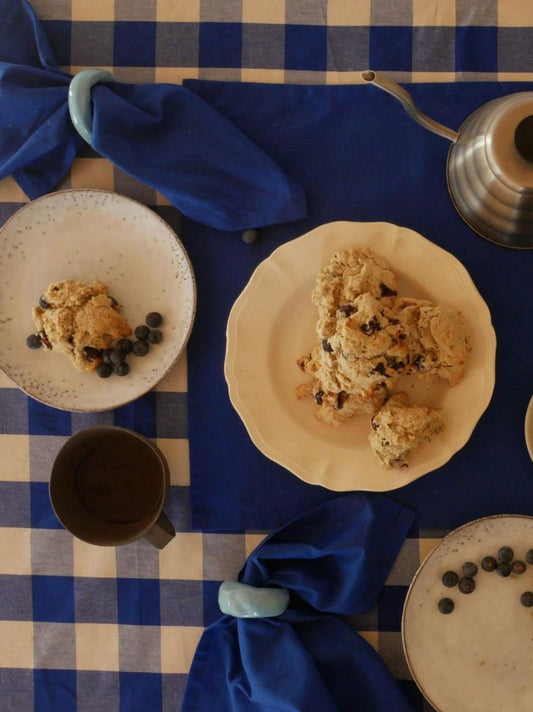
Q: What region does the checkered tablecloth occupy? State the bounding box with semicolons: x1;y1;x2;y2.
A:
2;1;533;710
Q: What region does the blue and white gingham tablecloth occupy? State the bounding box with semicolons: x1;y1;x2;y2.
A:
2;1;533;710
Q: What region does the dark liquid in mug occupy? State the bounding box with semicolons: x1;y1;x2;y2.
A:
75;431;164;524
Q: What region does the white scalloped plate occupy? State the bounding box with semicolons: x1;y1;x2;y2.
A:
0;189;196;411
225;221;496;492
403;514;533;712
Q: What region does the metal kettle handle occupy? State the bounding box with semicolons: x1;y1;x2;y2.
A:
362;70;459;143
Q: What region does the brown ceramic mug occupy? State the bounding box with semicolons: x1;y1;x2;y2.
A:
49;426;175;549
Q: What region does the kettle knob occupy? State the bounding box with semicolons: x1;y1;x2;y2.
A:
514;115;533;163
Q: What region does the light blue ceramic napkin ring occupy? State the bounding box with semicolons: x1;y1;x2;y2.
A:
68;68;116;146
218;581;290;618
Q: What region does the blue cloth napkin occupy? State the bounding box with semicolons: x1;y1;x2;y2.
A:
178;79;533;532
181;493;416;712
0;0;306;231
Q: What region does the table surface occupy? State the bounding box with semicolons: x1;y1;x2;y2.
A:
2;1;533;711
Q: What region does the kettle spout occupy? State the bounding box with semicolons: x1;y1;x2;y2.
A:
362;70;459;143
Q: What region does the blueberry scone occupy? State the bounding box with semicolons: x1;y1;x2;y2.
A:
297;293;409;422
32;280;132;372
297;245;470;466
368;392;445;469
393;297;470;386
312;248;397;340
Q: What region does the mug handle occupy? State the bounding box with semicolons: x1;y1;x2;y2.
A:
143;511;175;549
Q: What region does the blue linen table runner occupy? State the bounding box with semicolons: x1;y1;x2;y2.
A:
180;79;533;533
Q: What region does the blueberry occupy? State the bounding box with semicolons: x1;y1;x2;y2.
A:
497;562;512;577
462;562;478;578
241;228;258;244
101;349;113;365
132;340;149;357
438;597;455;614
148;329;163;344
96;362;113;378
114;362;130;377
26;334;42;349
458;577;476;594
520;591;533;607
38;296;50;309
442;571;459;588
512;560;526;575
83;346;101;362
379;282;398;297
109;348;126;365
116;338;133;354
109;297;119;308
481;556;497;572
338;304;355;317
314;390;324;406
134;325;150;340
321;339;333;353
498;546;514;563
145;312;163;328
526;549;533;565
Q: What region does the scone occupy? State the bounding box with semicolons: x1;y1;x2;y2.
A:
394;297;470;386
312;248;397;339
368;392;445;469
32;280;132;372
297;293;409;422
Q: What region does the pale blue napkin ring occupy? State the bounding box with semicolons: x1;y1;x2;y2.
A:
68;68;116;146
218;581;290;618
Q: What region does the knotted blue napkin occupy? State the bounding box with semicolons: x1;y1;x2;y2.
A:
0;0;306;231
181;494;416;712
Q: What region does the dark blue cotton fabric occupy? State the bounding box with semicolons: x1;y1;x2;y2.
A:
181;79;533;532
0;0;307;231
181;494;416;712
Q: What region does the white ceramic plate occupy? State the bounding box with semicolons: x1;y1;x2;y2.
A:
225;221;496;492
525;395;533;462
403;515;533;712
0;189;196;411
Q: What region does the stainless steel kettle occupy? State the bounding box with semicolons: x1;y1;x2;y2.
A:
363;70;533;249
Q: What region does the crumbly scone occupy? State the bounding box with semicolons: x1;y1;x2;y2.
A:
368;392;445;469
297;247;469;459
32;280;132;372
312;248;397;339
298;293;410;421
393;297;470;386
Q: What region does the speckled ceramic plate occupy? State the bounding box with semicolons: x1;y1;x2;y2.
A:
225;221;496;492
403;514;533;712
0;189;195;411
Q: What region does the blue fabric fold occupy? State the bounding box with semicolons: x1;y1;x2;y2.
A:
181;494;416;712
0;0;307;231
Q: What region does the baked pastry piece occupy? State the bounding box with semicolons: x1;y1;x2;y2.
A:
297;247;470;449
393;298;470;386
368;392;445;469
32;280;132;372
297;293;408;422
312;248;397;339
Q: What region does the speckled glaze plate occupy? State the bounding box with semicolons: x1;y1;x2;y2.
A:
225;221;496;492
0;189;195;411
403;515;533;712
